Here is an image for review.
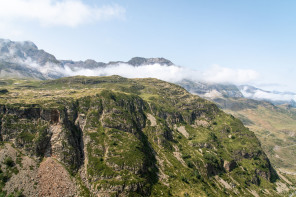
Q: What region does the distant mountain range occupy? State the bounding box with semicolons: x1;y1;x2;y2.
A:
177;80;296;108
239;85;296;107
0;38;295;107
0;38;173;80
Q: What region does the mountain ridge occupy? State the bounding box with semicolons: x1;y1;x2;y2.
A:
0;39;174;81
178;80;296;187
0;75;291;196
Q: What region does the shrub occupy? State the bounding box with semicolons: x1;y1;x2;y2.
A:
4;157;14;167
181;176;189;184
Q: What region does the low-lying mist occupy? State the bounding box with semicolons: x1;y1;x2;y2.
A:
63;63;258;84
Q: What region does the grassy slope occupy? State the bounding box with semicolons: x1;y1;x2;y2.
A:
0;76;293;196
219;98;296;184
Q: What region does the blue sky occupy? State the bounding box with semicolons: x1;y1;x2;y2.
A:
0;0;295;92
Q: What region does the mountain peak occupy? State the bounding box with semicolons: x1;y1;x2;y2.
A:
0;39;38;50
127;57;174;66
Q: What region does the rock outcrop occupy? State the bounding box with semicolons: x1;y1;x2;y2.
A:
0;76;283;196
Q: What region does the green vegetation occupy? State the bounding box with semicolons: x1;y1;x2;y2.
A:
3;157;14;168
219;97;296;185
0;156;21;196
0;76;292;196
0;89;8;95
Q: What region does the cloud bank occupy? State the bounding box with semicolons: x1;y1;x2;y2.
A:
63;63;259;85
0;0;125;27
64;64;198;82
63;63;296;102
240;87;296;102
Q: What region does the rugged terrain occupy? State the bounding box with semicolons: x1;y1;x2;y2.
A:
1;38;296;196
177;80;296;189
0;76;294;196
177;80;296;107
215;97;296;184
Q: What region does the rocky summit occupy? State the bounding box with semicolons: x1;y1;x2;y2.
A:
0;76;290;196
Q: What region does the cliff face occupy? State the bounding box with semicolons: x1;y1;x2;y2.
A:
0;76;282;196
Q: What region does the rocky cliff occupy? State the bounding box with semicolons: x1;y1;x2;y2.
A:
0;76;287;196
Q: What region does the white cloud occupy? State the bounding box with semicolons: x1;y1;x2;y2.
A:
240;87;296;102
202;64;259;84
64;63;197;82
0;0;125;27
61;63;258;85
